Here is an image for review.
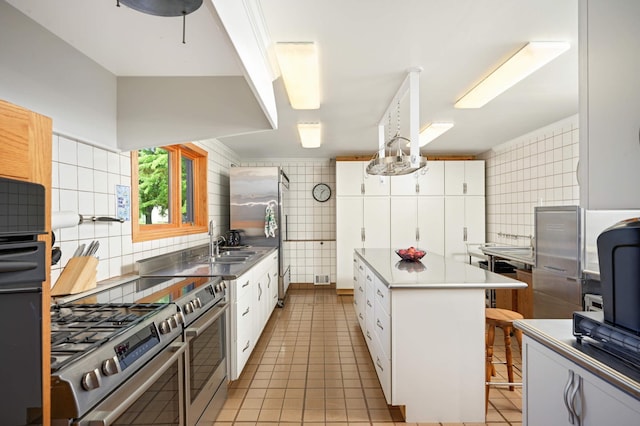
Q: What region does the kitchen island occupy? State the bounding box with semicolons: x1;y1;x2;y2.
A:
353;248;526;423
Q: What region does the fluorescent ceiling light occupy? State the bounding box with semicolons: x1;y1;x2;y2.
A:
297;122;321;148
455;41;570;109
418;122;454;146
275;42;320;109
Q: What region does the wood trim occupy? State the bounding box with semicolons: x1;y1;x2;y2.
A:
131;143;208;242
336;289;354;296
0;99;52;426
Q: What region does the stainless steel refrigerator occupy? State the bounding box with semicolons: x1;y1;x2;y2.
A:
533;205;584;318
230;167;290;306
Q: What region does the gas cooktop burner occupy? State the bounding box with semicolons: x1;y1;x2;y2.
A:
50;303;168;371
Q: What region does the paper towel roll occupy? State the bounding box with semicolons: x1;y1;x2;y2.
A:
52;211;80;230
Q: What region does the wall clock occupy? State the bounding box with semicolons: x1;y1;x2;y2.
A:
312;183;331;202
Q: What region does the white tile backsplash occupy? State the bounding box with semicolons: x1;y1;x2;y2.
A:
51;134;239;285
479;114;579;246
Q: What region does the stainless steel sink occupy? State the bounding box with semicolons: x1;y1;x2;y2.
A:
219;250;256;257
192;255;250;264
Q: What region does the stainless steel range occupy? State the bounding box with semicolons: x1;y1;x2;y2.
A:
51;276;228;426
50;302;184;424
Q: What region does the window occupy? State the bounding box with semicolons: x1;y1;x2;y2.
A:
131;143;208;242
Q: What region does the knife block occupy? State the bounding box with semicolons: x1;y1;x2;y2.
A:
51;256;99;296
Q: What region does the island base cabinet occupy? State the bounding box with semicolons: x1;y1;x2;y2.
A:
523;337;640;425
392;289;486;422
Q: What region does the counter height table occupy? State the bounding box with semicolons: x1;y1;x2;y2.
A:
353;248;526;423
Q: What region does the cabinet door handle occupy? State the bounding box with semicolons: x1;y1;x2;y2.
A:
359;312;363;320
569;374;582;425
361;227;365;242
463;182;467;194
416;227;420;241
415;182;420;194
376;289;384;298
376;319;384;331
563;370;576;424
361;183;365;195
375;357;384;372
359;286;364;293
463;227;468;242
367;300;372;308
267;274;271;288
366;331;372;341
242;306;250;316
258;282;262;301
242;340;250;352
242;280;250;288
366;274;372;282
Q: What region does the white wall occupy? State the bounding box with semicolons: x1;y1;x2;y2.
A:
50;134;239;286
242;158;336;284
479;114;580;246
0;1;118;150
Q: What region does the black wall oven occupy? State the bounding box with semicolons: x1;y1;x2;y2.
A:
0;177;46;425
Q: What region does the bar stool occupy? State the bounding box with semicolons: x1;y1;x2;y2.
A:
485;308;523;413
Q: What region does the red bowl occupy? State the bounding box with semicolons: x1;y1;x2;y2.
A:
395;248;426;262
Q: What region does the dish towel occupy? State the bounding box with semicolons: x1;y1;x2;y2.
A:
264;203;278;238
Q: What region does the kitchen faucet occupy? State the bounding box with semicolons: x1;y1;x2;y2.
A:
208;220;226;258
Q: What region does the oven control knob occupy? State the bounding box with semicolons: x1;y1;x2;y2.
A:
193;298;202;309
168;315;178;329
158;319;172;334
81;368;102;391
173;312;185;325
102;356;120;376
183;302;194;315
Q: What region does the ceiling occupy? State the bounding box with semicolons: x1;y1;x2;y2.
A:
7;0;579;159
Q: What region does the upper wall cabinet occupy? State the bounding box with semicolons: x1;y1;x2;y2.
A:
444;161;485;196
390;161;445;196
336;161;390;196
579;0;640;209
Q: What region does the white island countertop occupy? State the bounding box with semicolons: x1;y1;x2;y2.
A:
355;248;526;290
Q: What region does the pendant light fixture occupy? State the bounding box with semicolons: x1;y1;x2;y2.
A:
366;68;427;176
116;0;203;44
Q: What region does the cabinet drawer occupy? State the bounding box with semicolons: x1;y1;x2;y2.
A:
374;277;390;315
372;335;391;404
374;301;391;359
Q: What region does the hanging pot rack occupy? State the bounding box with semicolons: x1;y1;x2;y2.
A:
366;68;427;176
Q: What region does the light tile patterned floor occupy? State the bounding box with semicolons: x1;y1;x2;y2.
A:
205;286;522;426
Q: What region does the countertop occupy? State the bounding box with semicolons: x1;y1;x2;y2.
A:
479;245;535;267
136;244;277;280
514;318;640;400
355;248;526;290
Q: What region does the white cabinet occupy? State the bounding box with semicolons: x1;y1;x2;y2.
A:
336;193;390;290
390;196;445;255
444;195;485;263
229;271;255;380
523;336;640;426
228;252;279;380
390;161;444;196
336;161;389;196
444;160;484;196
579;1;640;209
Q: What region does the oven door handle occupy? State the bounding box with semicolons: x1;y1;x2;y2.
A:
79;341;186;426
185;303;228;338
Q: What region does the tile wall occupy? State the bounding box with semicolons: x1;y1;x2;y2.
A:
479;114;580;246
50;134;239;286
241;159;336;285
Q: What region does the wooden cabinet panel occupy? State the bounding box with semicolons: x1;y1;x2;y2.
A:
0;99;52;426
